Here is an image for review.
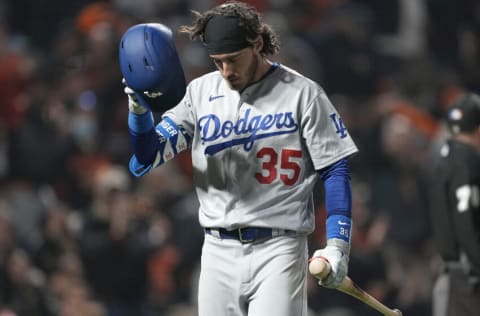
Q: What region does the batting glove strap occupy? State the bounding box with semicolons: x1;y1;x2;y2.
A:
313;238;350;289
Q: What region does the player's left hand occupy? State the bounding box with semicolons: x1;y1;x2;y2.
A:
123;78;151;114
124;87;149;115
312;238;350;289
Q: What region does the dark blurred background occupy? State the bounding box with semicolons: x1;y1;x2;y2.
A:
0;0;478;315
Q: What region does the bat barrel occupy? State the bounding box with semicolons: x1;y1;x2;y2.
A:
338;277;403;316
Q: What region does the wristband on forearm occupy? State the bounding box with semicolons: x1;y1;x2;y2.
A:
326;214;351;243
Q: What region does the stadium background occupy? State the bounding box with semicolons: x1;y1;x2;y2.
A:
0;0;478;315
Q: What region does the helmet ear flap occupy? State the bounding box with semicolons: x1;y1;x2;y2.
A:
119;23;186;112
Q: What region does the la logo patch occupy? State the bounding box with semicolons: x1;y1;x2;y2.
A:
329;113;348;138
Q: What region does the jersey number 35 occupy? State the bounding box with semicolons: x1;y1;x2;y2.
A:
255;147;302;186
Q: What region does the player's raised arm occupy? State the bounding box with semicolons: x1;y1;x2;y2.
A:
118;23;191;177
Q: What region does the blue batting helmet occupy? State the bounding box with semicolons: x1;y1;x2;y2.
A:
119;23;186;112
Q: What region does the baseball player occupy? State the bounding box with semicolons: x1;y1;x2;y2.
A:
120;1;358;315
429;93;480;316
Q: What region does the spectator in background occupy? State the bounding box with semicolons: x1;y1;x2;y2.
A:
78;164;166;316
0;212;16;309
426;0;480;91
304;1;384;98
0;23;34;132
371;94;437;315
2;249;47;316
7;70;79;187
33;204;78;277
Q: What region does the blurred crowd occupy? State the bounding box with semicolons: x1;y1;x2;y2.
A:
0;0;479;315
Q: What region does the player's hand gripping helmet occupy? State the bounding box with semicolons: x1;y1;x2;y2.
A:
119;23;186;112
446;93;480;134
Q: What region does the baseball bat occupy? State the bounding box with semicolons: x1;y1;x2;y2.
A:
309;258;403;316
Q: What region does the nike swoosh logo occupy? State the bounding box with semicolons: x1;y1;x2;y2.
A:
338;220;349;226
209;95;224;102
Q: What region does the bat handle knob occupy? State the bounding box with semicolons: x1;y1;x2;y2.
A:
308;257;331;280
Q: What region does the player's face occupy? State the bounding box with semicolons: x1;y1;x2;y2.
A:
210;42;262;91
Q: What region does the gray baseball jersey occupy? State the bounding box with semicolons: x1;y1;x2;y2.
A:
162;64;358;232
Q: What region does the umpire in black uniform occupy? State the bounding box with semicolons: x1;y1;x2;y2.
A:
429;92;480;316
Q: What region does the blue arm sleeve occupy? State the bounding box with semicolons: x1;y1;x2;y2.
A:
128;111;157;165
318;158;352;242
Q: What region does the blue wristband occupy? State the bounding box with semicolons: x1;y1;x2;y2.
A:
326;214;351;242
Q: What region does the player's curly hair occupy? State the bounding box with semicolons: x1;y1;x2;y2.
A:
179;1;280;56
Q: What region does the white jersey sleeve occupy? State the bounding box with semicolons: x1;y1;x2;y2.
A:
163;84;196;136
301;92;358;170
